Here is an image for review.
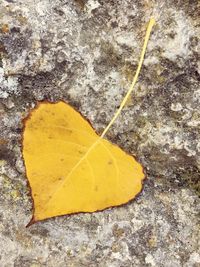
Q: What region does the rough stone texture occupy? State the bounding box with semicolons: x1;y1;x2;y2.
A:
0;0;199;266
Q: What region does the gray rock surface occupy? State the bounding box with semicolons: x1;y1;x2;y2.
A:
0;0;199;266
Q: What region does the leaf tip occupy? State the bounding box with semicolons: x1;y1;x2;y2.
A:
26;216;36;228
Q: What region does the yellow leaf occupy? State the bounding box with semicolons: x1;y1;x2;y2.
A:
23;18;155;225
23;102;144;223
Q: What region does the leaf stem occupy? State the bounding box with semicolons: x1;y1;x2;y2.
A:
100;18;155;139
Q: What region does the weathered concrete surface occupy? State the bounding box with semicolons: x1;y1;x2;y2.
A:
0;0;199;266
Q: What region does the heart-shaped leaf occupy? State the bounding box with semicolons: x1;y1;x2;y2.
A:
22;18;155;225
23;102;145;223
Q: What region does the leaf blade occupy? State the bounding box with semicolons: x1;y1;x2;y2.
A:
23;102;145;221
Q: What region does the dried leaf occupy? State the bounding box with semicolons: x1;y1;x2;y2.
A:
23;18;155;225
23;102;144;223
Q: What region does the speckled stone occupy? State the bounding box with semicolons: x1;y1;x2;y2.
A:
0;0;199;266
